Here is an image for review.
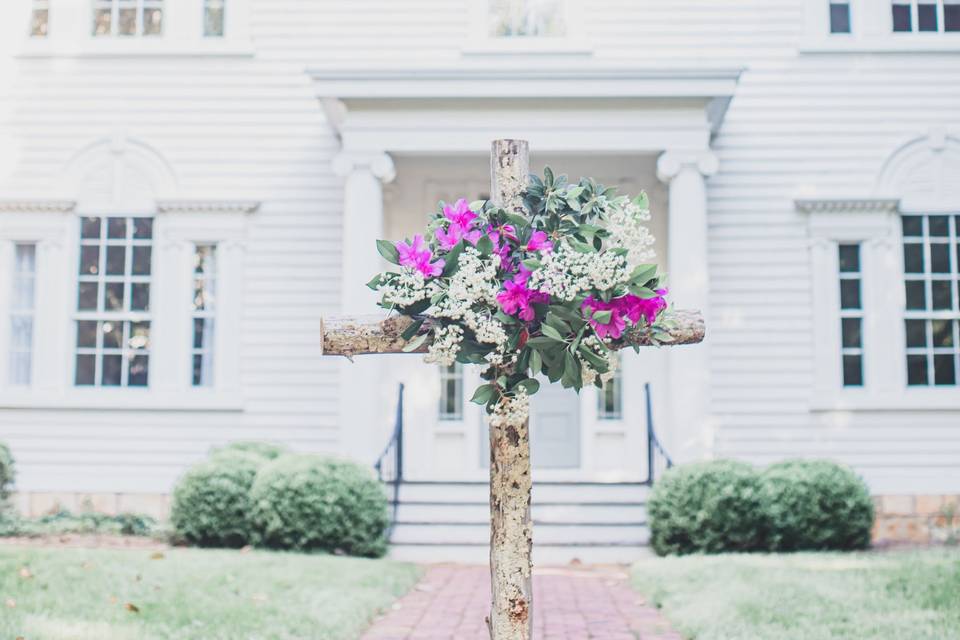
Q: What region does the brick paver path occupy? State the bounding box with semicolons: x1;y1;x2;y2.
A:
362;564;682;640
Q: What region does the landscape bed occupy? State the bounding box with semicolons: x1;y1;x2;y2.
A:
632;548;960;640
0;546;420;640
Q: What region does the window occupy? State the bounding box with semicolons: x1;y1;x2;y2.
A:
192;244;217;386
204;0;225;36
892;0;960;32
9;244;37;385
30;0;49;37
829;1;852;33
838;244;865;386
488;0;566;37
92;0;164;37
597;370;623;419
902;214;959;386
439;364;463;420
75;216;152;387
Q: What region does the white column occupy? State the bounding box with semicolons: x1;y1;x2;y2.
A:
332;151;397;463
657;150;718;463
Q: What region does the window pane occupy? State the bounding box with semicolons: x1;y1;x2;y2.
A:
101;321;122;349
892;1;912;30
489;0;567;37
75;354;96;385
9;352;32;386
105;282;125;311
10;316;33;351
840;279;861;309
838;244;860;272
102;355;122;386
129;321;150;350
131;283;150;311
918;1;938;30
841;317;862;348
933;354;956;385
903;243;924;273
946;0;960;31
80;245;100;275
144;7;163;35
30;8;49;37
902;216;923;236
82;217;102;239
129;355;149;386
905;280;926;310
131;246;152;276
107;217;127;239
829;2;851;33
192;354;204;386
204;0;225;37
907;354;929;385
132;218;153;239
77;320;98;348
932;280;952;310
106;245;126;275
905;319;927;347
118;7;137;35
78;282;99;310
930;243;951;273
932;320;954;347
842;354;863;386
93;8;112;36
929;215;949;237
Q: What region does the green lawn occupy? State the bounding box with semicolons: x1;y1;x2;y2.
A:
632;549;960;640
0;546;420;640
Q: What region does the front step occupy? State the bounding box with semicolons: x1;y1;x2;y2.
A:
386;481;651;563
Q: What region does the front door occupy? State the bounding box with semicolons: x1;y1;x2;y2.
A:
530;378;581;468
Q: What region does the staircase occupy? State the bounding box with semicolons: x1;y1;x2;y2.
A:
387;480;651;564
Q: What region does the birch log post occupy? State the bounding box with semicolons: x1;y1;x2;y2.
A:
486;139;534;640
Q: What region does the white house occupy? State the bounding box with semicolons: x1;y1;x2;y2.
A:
0;0;958;560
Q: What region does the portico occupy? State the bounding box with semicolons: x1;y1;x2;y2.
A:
311;65;740;478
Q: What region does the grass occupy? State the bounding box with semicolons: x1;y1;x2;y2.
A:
0;546;421;640
632;549;960;640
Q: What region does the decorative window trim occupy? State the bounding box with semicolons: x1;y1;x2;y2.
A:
462;0;593;56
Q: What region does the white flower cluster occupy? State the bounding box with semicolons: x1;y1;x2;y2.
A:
429;248;500;320
578;336;619;386
377;268;440;308
424;324;464;366
489;389;530;429
604;199;656;268
528;244;629;301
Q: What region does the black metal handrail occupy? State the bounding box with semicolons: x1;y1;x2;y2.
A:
374;383;404;535
644;381;674;485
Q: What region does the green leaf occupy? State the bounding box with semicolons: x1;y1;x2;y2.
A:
376;240;400;265
475;235;494;256
529;349;542;376
442;241;464;277
540;324;565;341
544;313;571;335
591;309;612;324
527;336;557;349
469;200;486;212
544;166;554;186
561;351;583;390
577;345;609;371
365;274;382;290
521;258;542;271
400;318;424;341
470;384;496;405
516;378;540;396
633;191;649;209
402;333;428;353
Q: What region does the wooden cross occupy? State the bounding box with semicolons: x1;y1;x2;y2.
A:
321;139;705;640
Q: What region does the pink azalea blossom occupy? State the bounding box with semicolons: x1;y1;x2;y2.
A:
497;278;549;322
442;199;478;229
526;230;553;253
435;223;482;251
486;225;517;267
396;234;444;278
616;289;668;325
514;264;533;285
581;297;627;340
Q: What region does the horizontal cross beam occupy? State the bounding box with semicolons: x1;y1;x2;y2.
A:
320;310;705;357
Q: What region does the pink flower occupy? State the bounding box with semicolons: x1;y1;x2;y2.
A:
616;289;668;325
581;296;627;340
486;225;517;268
497;278;548;322
526;230;553;253
442;199;478;229
435;223;482;251
396;234;445;278
514;264;533;285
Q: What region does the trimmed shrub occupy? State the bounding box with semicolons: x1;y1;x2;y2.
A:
170;450;263;547
761;459;873;551
250;454;389;558
212;441;287;462
0;441;14;501
648;460;767;556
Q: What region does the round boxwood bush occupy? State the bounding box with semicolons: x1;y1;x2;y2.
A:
250;454;389;558
212;441;287;462
170;450;263;547
0;441;14;501
648;460;767;556
761;459;873;551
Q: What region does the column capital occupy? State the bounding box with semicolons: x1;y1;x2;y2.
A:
656;150;719;183
332;150;396;183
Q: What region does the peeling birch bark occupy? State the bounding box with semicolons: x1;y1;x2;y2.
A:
320;309;705;357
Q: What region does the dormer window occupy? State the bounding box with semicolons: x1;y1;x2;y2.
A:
204;0;225;37
92;0;164;37
488;0;567;38
829;2;852;33
30;0;49;37
892;0;960;32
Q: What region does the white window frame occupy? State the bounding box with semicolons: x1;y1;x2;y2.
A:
191;243;217;387
891;0;960;34
801;198;960;411
837;243;866;386
8;244;38;386
91;0;165;38
596;369;623;420
438;363;464;421
801;0;960;52
463;0;591;55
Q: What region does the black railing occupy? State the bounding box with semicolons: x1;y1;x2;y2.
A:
374;383;404;533
644;381;674;485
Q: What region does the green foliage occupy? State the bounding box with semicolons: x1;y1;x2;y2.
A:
648;460;767;556
170;450;263;548
0;441;14;501
761;459;873;551
4;509;157;537
250;454;389;558
211;441;288;462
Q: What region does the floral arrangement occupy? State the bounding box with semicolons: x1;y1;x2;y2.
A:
368;169;672;427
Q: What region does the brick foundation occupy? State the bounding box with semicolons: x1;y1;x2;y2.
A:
872;495;960;545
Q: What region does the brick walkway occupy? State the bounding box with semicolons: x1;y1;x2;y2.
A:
362;564;682;640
